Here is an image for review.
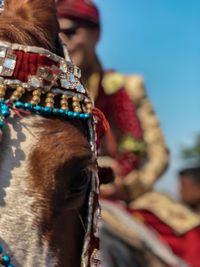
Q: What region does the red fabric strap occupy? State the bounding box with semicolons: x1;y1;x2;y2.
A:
13;50;57;82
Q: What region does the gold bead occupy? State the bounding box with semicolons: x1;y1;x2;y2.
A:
72;97;81;112
0;85;5;90
46;103;53;108
60;100;68;105
32;96;40;101
47;93;54;98
74;106;81;112
61;94;69;99
45;103;54;108
46;99;54;104
61;105;68;110
33;89;42;96
61;95;68;100
60;94;69;110
12;94;19;98
31;97;40;105
10;85;25;101
86;103;92;109
13;91;20;96
16;86;25;94
0;84;6;100
72;101;79;107
30;89;42;105
11;95;19;101
45;92;55;108
86;109;92;114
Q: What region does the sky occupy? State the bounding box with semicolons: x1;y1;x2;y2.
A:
94;0;200;196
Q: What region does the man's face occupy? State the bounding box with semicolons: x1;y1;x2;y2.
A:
59;18;99;72
179;175;200;206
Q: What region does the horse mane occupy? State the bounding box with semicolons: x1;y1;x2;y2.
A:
0;0;59;52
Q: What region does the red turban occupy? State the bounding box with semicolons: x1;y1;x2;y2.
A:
56;0;100;26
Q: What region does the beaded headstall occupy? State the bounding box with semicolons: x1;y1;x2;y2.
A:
0;41;101;267
0;41;94;137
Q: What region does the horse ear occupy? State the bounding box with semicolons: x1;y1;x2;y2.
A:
3;0;59;45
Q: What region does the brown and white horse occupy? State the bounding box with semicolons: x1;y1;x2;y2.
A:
0;1;98;266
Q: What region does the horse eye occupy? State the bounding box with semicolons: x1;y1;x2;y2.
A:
53;168;90;212
71;168;90;191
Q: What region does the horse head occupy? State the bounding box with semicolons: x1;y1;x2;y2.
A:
0;1;100;266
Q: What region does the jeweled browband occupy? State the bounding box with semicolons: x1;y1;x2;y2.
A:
0;41;93;131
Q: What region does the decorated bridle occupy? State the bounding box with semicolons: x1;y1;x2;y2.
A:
0;41;93;134
0;40;101;267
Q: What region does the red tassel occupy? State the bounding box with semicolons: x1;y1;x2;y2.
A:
92;107;110;133
92;107;117;156
7;101;31;119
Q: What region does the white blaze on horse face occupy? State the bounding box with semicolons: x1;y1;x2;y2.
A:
0;115;57;267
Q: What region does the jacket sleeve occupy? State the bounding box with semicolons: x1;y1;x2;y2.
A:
107;86;145;176
123;76;169;201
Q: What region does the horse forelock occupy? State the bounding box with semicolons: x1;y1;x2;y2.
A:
0;0;59;51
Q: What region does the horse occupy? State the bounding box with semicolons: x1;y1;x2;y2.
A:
0;1;100;266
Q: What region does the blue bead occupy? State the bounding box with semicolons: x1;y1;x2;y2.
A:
24;103;32;110
34;105;42;113
79;113;85;119
84;114;90;119
0;245;3;253
15;101;23;109
7;265;15;267
2;255;11;264
1;109;10;117
59;109;65;116
67;111;73;117
43;107;52;114
1;105;9;111
72;112;78;118
52;108;59;115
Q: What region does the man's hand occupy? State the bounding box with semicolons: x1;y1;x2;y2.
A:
100;176;129;202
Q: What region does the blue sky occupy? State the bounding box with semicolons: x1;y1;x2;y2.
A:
94;0;200;196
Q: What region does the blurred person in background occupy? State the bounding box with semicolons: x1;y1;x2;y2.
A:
56;1;200;267
56;0;169;203
179;167;200;213
127;167;200;267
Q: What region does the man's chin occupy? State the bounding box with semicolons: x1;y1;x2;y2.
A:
70;54;82;67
